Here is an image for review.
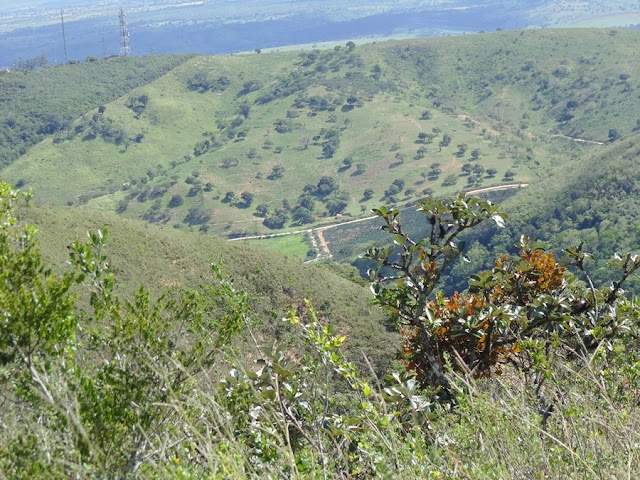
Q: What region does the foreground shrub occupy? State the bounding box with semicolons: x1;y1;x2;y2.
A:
366;195;640;405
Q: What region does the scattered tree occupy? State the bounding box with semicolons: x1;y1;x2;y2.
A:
268;165;285;180
608;128;621;143
12;54;48;72
274;118;295;134
292;207;314;224
183;207;211;225
385;185;401;198
221;157;239;168
316;176;338;196
263;211;288;229
222;191;236;204
255;204;269;217
355;163;367;175
472;164;485;175
323;142;338;159
391;179;405;192
188;185;203;197
240;192;255;207
442;174;458;186
126;94;149;118
439;134;452;147
326;199;348;216
298;194;315;211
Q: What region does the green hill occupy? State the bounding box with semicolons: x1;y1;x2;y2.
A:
3;28;640;268
7;29;640;243
0;54;193;167
495;132;640;286
23;202;397;373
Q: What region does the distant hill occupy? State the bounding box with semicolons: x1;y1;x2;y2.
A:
0;54;193;166
5;29;640;242
3;28;640;287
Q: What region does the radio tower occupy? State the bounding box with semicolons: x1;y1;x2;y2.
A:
60;9;69;64
119;7;131;57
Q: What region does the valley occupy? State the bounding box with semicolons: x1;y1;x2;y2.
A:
4;28;638;284
2;23;640;478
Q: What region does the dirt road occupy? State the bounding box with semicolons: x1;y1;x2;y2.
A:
231;184;529;262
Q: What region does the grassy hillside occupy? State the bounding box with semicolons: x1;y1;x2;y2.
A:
23;202;397;373
8;28;640;245
381;28;640;141
3;28;640;275
4;43;533;234
0;54;193;166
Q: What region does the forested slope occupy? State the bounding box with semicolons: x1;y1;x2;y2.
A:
0;54;193;166
498;133;640;285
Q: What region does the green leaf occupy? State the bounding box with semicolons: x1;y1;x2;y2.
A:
492;213;506;228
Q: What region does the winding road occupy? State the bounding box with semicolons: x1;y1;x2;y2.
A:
548;133;605;145
230;183;529;262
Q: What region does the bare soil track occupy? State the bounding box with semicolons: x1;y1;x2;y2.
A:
231;184;528;262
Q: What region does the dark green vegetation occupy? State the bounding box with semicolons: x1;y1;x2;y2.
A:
494;133;640;291
0;54;193;167
2;184;640;478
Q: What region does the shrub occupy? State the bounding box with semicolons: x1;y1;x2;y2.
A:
183;207;211;225
366;196;640;405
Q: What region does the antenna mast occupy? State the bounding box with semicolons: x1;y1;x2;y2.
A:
119;7;131;57
60;9;69;64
